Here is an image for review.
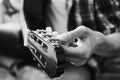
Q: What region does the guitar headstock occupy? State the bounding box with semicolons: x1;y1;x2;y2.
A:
27;29;66;78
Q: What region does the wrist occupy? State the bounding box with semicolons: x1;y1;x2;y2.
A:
93;31;106;53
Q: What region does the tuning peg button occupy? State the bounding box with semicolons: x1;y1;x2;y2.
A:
37;64;41;67
33;57;36;61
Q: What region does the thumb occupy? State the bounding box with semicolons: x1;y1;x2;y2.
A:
57;26;90;44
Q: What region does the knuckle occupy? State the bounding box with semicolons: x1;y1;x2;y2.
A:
77;26;91;33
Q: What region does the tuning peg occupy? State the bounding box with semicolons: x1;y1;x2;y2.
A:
46;27;52;34
45;62;47;66
37;64;41;67
36;29;47;34
39;55;42;60
43;34;53;38
50;39;60;43
33;57;36;61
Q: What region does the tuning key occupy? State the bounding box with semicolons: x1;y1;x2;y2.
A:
36;29;47;34
45;62;47;66
43;34;53;38
39;55;42;60
50;39;60;43
33;57;36;61
37;64;40;67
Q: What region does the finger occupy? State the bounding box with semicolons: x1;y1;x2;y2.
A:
57;30;79;44
66;57;87;66
51;31;59;38
63;44;89;58
57;26;90;44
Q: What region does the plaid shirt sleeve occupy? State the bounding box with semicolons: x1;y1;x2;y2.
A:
95;0;120;34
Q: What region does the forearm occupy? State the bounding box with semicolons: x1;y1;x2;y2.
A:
0;22;21;35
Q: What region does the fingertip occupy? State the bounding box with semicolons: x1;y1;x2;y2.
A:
75;26;89;33
57;32;70;41
52;31;59;36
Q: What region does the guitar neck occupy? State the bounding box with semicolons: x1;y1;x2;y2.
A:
19;2;66;77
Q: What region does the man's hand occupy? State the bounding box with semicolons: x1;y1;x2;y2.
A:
57;26;105;65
